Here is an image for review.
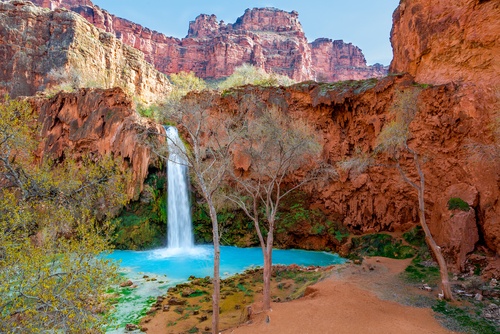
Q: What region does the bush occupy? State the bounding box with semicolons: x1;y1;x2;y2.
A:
218;64;295;91
447;197;470;211
350;233;416;259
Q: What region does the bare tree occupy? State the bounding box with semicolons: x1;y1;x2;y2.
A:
225;105;325;310
340;88;454;300
151;95;238;334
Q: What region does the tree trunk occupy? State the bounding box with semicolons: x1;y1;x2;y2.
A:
262;246;272;310
417;188;454;300
262;228;274;311
207;199;220;334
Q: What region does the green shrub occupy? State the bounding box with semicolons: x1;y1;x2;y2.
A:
350;233;416;259
218;63;295;90
433;300;499;334
447;197;470;211
403;226;426;247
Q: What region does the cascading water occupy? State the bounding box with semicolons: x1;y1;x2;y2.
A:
164;126;194;249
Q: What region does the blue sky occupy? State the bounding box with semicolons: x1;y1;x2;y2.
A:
91;0;399;65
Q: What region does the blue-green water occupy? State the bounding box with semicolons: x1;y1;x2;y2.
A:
106;245;345;332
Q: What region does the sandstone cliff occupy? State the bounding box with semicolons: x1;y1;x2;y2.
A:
390;0;500;86
31;0;386;81
0;0;170;103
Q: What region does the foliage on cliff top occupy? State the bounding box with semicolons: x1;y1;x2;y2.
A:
218;63;295;91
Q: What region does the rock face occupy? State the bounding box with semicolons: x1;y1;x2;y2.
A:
0;0;170;103
28;87;162;199
390;0;500;86
388;0;499;269
30;0;386;81
186;72;499;271
310;38;387;82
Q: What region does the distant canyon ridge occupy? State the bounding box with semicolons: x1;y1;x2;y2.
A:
32;0;387;82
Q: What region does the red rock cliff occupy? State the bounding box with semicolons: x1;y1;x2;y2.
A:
28;87;162;199
191;73;498;272
31;0;387;81
0;0;170;103
390;0;500;86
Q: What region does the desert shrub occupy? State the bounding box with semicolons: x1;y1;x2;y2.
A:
218;63;295;91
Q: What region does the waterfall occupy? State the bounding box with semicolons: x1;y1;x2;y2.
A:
164;126;194;249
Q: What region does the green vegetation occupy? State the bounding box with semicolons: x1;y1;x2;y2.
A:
447;197;470;211
218;63;295;91
318;77;378;95
433;301;499;334
113;172;167;249
0;96;127;333
350;233;416;260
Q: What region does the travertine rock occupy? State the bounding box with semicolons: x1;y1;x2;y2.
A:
31;0;386;81
28;87;162;199
0;0;170;103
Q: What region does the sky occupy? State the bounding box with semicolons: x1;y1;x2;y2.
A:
91;0;400;65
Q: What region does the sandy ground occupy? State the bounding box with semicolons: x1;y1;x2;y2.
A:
143;257;457;334
224;257;456;334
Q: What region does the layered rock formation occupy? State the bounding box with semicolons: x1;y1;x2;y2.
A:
31;0;386;81
0;0;170;103
28;87;162;199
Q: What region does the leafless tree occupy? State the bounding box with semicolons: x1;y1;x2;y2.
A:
224;104;327;310
150;94;239;334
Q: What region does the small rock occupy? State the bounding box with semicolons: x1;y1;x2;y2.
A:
235;304;241;310
474;293;483;301
490;278;498;287
157;296;165;303
125;323;139;331
193;310;200;315
163;305;170;312
168;297;186;306
181;288;195;297
199;315;208;322
120;280;133;287
143;275;149;279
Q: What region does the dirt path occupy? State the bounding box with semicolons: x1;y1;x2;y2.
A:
225;257;456;334
142;257;457;334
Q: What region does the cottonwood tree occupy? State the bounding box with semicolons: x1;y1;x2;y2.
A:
152;95;239;334
0;96;128;332
225;105;324;310
339;89;453;300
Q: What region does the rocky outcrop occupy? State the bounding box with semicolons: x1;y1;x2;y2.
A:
0;0;170;103
28;87;162;199
390;0;500;86
311;38;387;82
31;0;386;81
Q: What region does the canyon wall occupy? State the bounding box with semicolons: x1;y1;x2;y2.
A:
28;87;162;199
390;0;500;86
0;0;170;103
30;0;386;82
191;73;498;272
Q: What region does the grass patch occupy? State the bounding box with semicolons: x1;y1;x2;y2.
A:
350;233;416;260
433;301;499;334
447;197;470;211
